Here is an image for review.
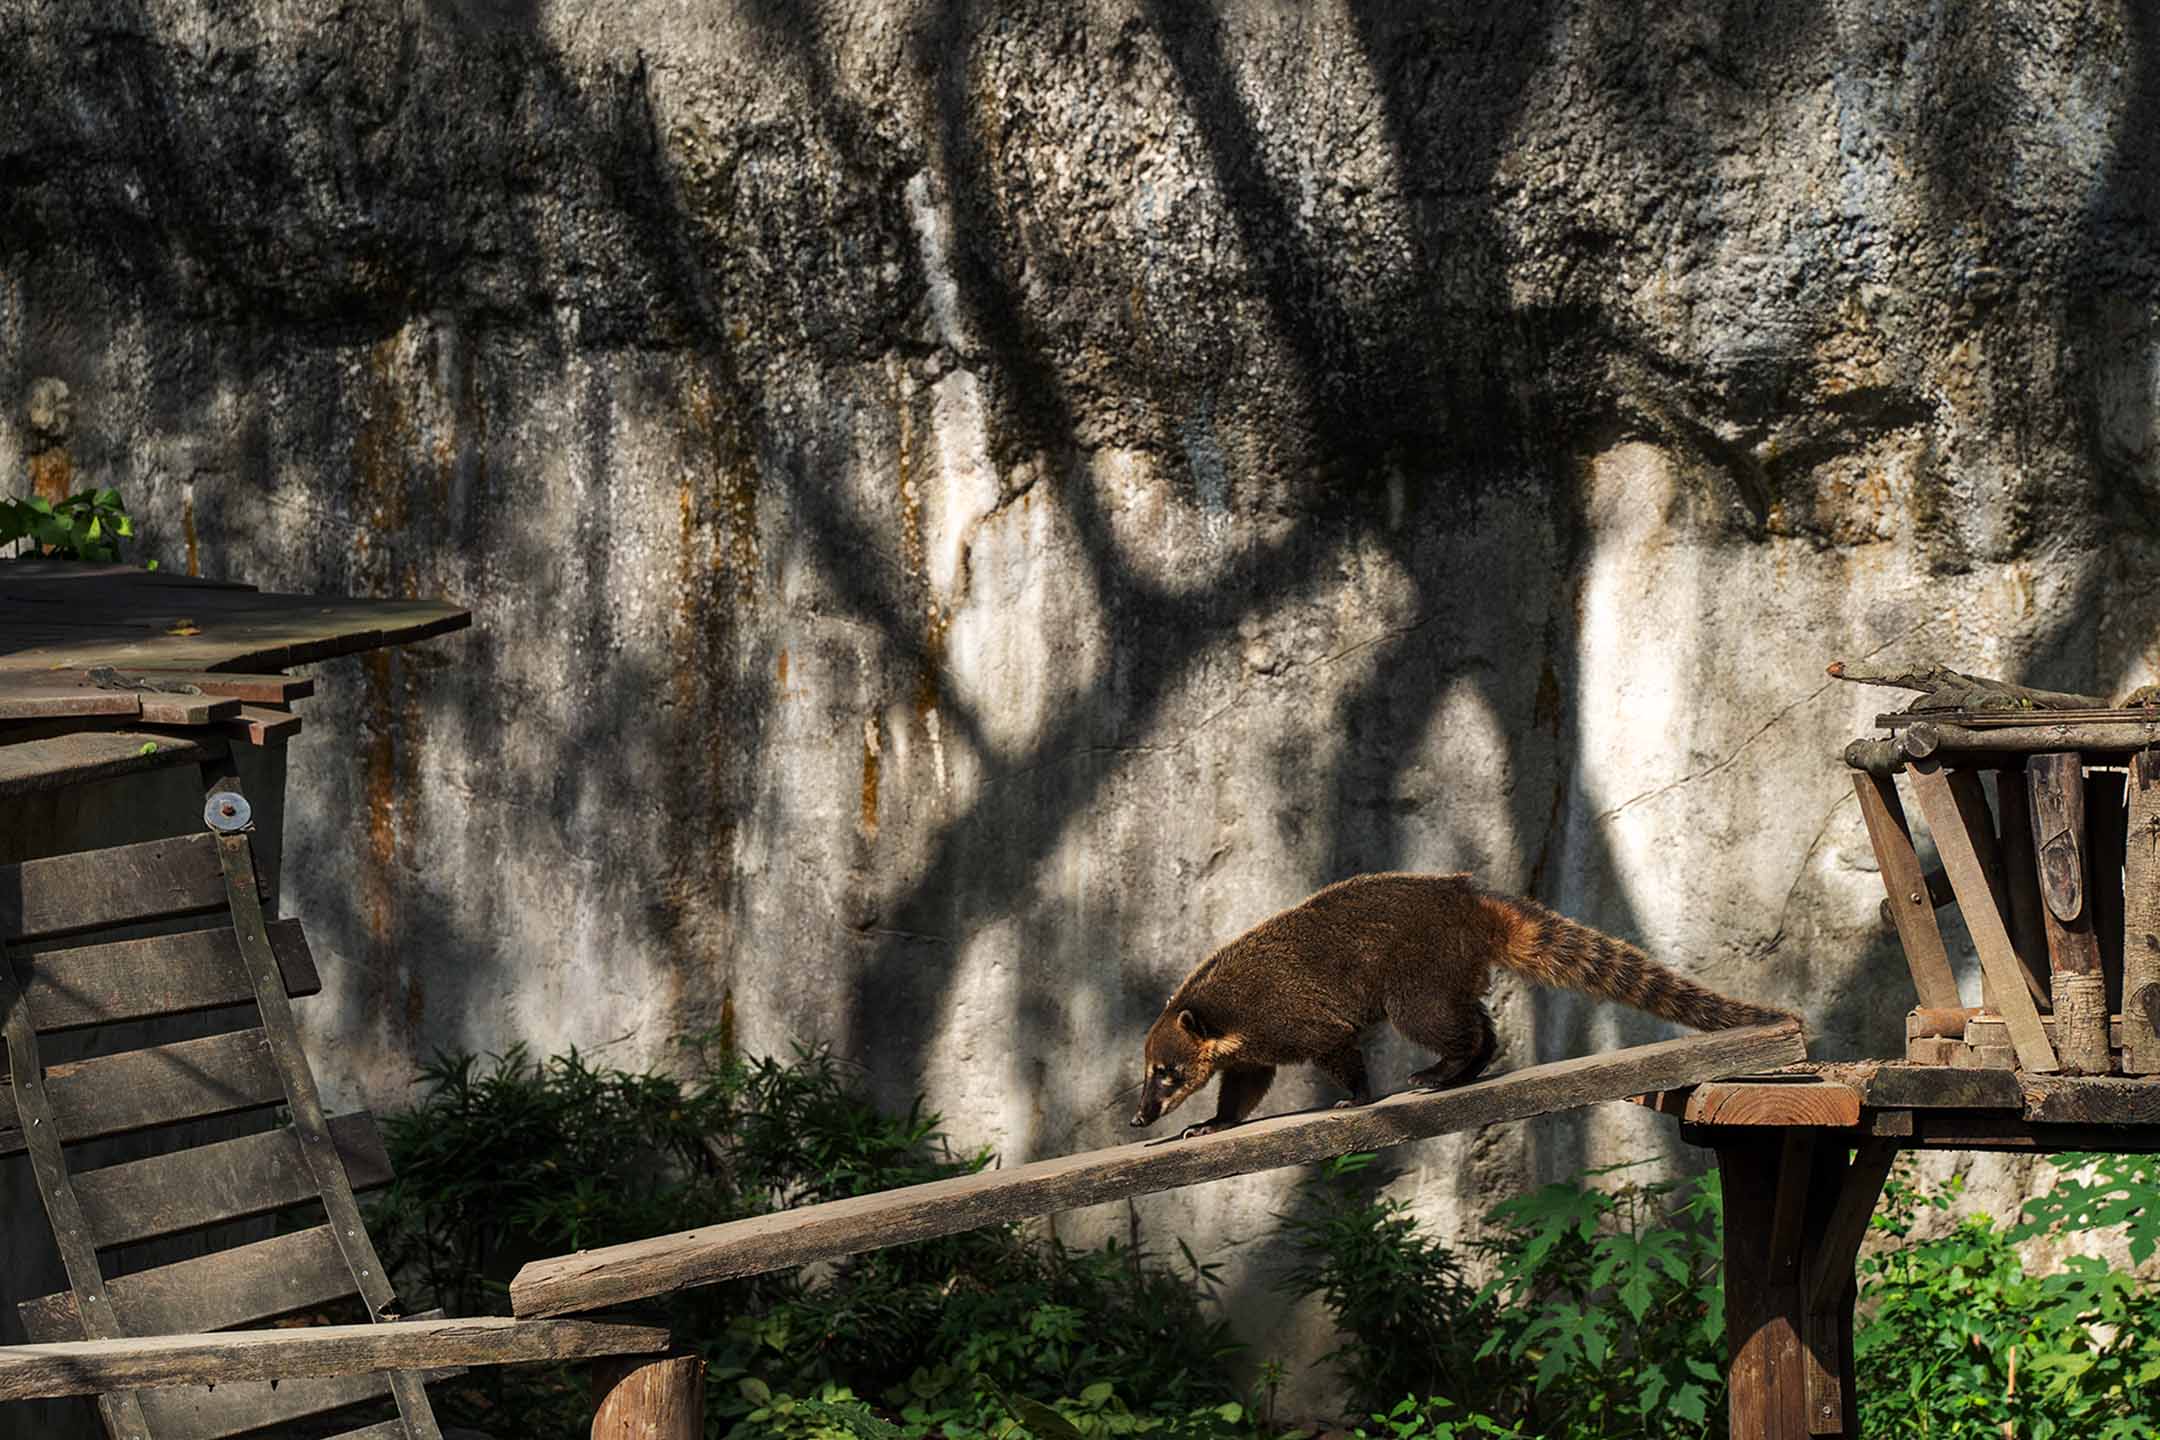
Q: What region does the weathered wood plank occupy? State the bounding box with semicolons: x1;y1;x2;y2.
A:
1804;1139;1897;1312
2031;754;2111;1074
74;1112;392;1248
2127;752;2160;1074
19;1224;357;1342
0;730;221;801
2021;1076;2160;1126
0;1027;283;1156
0;679;141;721
118;670;316;704
1721;1134;1810;1437
16;917;318;1032
0;832;228;942
1907;765;2059;1071
511;1021;1807;1317
1853;1064;2025;1110
136;1369;401;1440
0;1317;668;1401
217;703;301;746
1852;773;1961;1009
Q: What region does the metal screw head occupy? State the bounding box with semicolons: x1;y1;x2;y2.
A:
204;791;253;833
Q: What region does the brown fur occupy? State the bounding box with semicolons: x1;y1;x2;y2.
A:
1130;873;1797;1137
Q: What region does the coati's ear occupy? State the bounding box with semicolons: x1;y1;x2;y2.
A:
1176;1008;1208;1040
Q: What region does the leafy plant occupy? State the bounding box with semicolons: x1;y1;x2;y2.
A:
367;1036;1241;1438
0;487;136;561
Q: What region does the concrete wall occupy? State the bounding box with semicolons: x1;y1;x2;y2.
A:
6;0;2160;1414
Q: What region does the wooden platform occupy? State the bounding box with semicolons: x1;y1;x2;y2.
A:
0;558;469;791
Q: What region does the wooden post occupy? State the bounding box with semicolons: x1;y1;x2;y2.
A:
1722;1135;1810;1438
2030;753;2111;1075
1851;773;1961;1010
592;1353;704;1440
2088;768;2128;1017
2125;752;2160;1074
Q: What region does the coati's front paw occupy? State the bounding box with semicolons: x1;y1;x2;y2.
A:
1332;1096;1371;1109
1178;1121;1226;1140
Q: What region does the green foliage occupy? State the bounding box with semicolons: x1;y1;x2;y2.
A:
1854;1155;2160;1438
0;488;135;561
367;1038;1241;1439
1280;1154;1723;1437
368;1042;2160;1440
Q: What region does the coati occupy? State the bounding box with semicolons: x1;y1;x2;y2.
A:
1129;873;1796;1138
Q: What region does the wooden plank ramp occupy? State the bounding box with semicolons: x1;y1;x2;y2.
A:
511;1021;1806;1318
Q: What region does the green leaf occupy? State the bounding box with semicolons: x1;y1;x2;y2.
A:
136;742;158;757
740;1378;772;1406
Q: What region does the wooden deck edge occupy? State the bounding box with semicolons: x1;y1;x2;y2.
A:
0;1317;670;1402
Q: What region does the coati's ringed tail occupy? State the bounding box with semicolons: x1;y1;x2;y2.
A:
1489;892;1794;1031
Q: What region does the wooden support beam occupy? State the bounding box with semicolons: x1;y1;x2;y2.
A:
2127;751;2160;1074
1721;1135;1812;1437
1907;764;2059;1071
1851;772;1961;1009
1995;762;2055;1000
592;1353;705;1440
511;1022;1807;1317
2030;754;2111;1073
0;1317;670;1401
2090;769;2129;1015
2020;1076;2160;1126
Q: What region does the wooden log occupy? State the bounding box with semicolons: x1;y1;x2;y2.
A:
2126;751;2160;1074
1851;773;1960;1010
511;1021;1807;1316
1914;721;2160;755
0;1317;668;1402
1907;1006;1976;1039
1684;1082;1861;1128
1906;764;2058;1070
1802;1138;1889;1436
2029;754;2111;1074
592;1353;706;1440
2089;769;2129;1015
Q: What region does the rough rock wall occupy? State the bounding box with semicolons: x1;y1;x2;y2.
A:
6;0;2160;1415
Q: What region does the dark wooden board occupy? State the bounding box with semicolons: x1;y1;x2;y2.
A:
0;730;221;801
19;1224;356;1342
18;918;318;1032
0;598;469;676
512;1021;1807;1317
2021;1076;2160;1126
0;677;141;721
0;832;228;942
0;1027;283;1156
116;671;316;704
136;1368;402;1440
73;1112;391;1248
0;1318;668;1403
1853;1064;2025;1110
1851;774;1960;1009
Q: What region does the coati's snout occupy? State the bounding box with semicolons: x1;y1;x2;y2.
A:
1131;1008;1213;1128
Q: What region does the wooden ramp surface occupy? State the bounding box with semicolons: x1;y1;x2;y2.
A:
511;1021;1806;1317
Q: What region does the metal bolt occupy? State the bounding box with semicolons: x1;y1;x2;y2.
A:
1909;891;1924;904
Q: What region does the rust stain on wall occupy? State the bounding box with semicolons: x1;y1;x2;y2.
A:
27;449;70;505
860;714;882;839
181;490;200;576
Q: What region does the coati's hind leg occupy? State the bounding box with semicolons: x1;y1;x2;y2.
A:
1392;997;1498;1090
1314;1042;1371;1108
1179;1065;1276;1139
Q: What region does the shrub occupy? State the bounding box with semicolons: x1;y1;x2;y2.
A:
365;1035;1241;1438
